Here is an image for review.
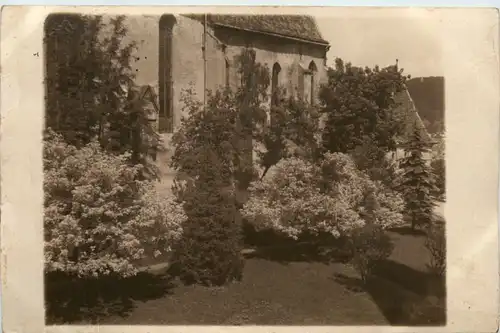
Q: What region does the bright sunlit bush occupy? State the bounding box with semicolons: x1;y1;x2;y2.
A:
44;129;185;278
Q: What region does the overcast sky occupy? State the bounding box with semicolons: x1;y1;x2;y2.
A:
315;16;443;78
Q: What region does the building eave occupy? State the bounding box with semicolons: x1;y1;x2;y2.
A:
212;22;330;47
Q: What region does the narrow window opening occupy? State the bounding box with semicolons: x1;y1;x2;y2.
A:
225;58;230;89
271;62;281;107
308;61;318;105
159;15;176;133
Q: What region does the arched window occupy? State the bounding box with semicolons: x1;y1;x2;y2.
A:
308;61;318;105
225;58;230;89
159;15;176;133
271;62;281;107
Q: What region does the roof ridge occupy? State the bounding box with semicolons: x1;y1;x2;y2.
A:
205;14;329;45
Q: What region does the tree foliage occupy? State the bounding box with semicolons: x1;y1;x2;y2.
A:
44;14;159;176
43;130;185;278
399;126;438;229
258;93;322;179
430;130;445;201
319;58;409;156
169;90;246;286
168;48;271;286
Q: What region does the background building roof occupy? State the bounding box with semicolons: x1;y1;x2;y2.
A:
391;88;434;147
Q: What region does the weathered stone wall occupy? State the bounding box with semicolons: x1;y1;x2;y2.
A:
122;15;328;194
214;26;328;102
122;15;227;193
123;14;225;127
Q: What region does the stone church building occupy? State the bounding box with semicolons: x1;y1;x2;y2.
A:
125;14;330;134
44;13;430;193
121;14;331;190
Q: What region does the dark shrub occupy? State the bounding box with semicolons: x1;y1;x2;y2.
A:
171;154;245;286
348;224;395;284
169;89;249;286
425;225;446;277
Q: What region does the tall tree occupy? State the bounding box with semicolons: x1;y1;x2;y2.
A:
319;58;408;157
169;49;270;285
398;125;437;230
44;14;158;174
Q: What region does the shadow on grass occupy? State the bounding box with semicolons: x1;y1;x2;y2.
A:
45;271;176;324
331;273;365;293
386;226;427;237
242;223;352;264
243;243;333;264
334;259;446;326
372;260;446;297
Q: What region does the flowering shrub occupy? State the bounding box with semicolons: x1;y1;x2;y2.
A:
370;180;406;228
44;130;185;278
242;153;404;240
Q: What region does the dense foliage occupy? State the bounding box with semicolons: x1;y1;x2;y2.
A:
43;130;185;278
430;130;445;201
399;127;438;230
319;58;409;156
242;153;405;240
258;94;322;178
168;48;270;285
44;14;159;175
169;91;247;285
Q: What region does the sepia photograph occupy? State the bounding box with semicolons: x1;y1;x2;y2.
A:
42;10;446;326
0;6;498;333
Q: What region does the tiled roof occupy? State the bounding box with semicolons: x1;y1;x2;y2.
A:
391;88;433;146
194;14;329;45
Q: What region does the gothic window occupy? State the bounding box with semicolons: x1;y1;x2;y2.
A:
158;15;176;133
225;58;230;89
271;62;281;107
308;61;318;105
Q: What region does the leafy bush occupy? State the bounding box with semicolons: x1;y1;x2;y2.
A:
258;94;322;178
348;224;395;283
242;156;360;239
349;138;402;191
425;225;446;276
320;58;408;155
370;180;406;229
170;90;246;286
171;183;245;286
43;130;185;278
242;153;405;240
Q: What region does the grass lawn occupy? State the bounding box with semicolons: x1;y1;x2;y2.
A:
46;212;446;326
46;258;388;325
